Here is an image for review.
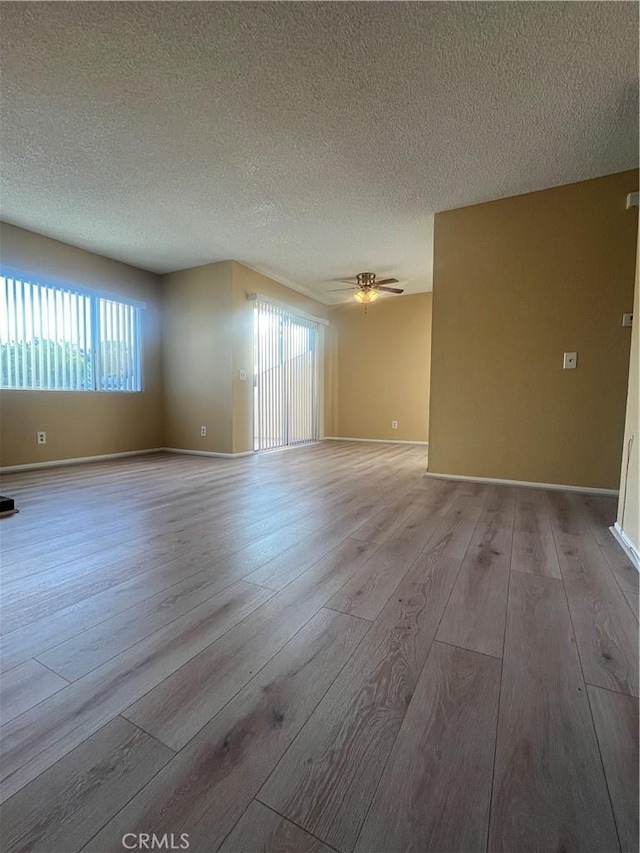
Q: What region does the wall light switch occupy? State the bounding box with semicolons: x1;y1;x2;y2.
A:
239;369;247;380
622;313;633;328
563;352;578;370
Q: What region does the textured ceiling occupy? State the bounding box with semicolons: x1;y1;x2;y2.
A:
1;2;638;303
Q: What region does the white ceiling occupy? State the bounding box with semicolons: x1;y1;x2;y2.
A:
0;3;637;304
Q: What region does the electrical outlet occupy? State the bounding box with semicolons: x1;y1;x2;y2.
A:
200;426;207;437
391;420;398;429
37;431;47;445
239;368;247;380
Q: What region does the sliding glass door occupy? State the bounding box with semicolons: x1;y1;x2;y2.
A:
253;299;321;451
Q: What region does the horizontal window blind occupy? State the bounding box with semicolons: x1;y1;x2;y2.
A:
0;273;142;392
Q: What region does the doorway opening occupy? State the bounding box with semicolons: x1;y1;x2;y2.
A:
253;299;321;451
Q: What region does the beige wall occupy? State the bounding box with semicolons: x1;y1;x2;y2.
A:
0;223;163;467
161;260;329;456
162;261;234;454
617;236;639;554
329;293;432;442
231;263;330;454
429;171;638;490
324;320;340;438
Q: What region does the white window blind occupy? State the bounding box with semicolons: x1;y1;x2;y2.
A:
0;273;143;392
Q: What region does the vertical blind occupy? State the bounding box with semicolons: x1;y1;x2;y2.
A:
0;273;142;391
253;297;322;451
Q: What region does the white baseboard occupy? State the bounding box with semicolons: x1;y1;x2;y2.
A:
610;523;640;572
324;436;429;446
424;470;619;496
161;447;254;459
254;441;322;454
0;448;163;474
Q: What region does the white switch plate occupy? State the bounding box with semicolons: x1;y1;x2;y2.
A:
563;352;577;370
391;420;398;429
239;368;247;380
622;313;633;327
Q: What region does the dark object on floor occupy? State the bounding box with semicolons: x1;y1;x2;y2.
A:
0;495;18;517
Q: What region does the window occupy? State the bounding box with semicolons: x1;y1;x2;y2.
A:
0;272;143;391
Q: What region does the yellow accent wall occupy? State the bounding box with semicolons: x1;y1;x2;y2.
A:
429;171;638;490
617;235;639;553
328;293;432;443
0;223;163;467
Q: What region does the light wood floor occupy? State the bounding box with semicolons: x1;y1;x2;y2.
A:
0;442;637;853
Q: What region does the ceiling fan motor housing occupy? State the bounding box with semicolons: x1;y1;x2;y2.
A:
357;272;376;287
329;272;402;296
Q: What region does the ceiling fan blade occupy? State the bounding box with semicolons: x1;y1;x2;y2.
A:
327;287;357;292
376;286;404;294
375;278;399;286
338;278;358;284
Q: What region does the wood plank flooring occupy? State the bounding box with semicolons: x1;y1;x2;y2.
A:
354;642;501;853
0;659;68;724
0;442;637;853
488;572;619;853
436;486;514;658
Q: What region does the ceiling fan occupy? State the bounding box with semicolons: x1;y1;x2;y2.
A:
329;272;404;304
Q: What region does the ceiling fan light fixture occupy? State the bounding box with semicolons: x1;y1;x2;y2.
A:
354;288;379;304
